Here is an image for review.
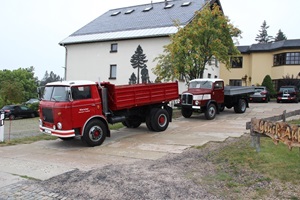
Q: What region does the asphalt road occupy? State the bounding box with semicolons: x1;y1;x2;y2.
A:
0;101;299;188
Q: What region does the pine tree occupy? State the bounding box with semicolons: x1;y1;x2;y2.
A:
130;45;148;84
274;29;287;42
255;20;273;44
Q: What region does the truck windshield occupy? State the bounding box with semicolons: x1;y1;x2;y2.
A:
42;86;70;102
189;81;212;89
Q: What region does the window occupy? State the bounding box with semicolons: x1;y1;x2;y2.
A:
229;79;242;86
208;73;211;78
231;57;243;68
110;65;117;79
111;11;121;16
181;2;191;7
274;52;300;66
125;9;134;14
110;43;118;52
143;6;153;12
214;81;223;90
71;86;91;100
164;4;174;9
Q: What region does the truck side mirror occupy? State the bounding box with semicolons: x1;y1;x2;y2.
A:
37;87;42;100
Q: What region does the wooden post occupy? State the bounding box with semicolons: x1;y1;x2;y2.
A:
250;118;260;152
282;110;286;122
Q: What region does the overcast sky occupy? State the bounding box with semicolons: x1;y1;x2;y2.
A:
1;0;300;80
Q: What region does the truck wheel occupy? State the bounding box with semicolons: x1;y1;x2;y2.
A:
83;119;107;147
205;104;217;120
181;107;193;118
122;118;141;128
151;108;170;132
146;113;154;131
234;99;247;113
219;104;225;112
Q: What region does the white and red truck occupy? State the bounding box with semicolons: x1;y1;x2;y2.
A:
178;79;254;120
38;81;179;146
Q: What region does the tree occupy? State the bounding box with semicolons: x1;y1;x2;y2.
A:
40;71;62;87
261;75;276;97
274;29;287;42
255;20;273;44
153;4;241;83
0;67;38;106
130;45;148;84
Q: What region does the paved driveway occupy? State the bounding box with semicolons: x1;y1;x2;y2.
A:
0;101;299;187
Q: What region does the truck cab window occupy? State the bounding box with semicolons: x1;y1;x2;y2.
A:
42;86;69;102
71;86;91;100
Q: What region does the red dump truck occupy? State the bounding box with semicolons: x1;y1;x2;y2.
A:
38;81;178;146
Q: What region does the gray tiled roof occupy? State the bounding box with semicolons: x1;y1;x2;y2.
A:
238;39;300;53
60;0;216;45
71;0;206;36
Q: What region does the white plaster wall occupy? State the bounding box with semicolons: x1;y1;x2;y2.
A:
64;37;219;93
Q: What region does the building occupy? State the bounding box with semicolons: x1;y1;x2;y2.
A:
59;0;221;92
220;39;300;90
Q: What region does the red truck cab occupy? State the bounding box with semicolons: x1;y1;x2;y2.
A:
39;81;110;144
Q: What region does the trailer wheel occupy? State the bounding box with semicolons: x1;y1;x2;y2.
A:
181;107;193;118
83;119;107;147
205;104;217;120
234;99;247;113
151;108;170;132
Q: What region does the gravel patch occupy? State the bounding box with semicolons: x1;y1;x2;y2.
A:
29;134;298;199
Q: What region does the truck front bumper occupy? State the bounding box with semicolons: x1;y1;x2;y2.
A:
39;125;75;138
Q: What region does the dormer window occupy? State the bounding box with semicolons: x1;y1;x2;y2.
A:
143;6;153;12
125;9;135;14
111;11;121;16
164;4;174;9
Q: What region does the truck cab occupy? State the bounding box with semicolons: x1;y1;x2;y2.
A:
39;81;110;146
180;79;224;120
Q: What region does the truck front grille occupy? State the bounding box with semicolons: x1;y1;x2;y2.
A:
42;108;54;123
181;94;193;105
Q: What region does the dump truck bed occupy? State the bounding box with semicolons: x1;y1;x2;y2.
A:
101;82;179;111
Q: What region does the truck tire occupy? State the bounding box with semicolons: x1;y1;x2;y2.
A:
205;104;217;120
146;112;155;131
234;99;247;113
122;117;142;128
82;119;107;147
181;107;193;118
151;108;170;132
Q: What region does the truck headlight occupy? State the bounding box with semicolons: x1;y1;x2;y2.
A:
195;100;199;105
57;122;62;130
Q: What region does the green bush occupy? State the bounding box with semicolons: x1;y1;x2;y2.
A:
261;75;276;97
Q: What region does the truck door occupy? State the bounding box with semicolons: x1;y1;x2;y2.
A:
71;86;97;131
213;81;224;104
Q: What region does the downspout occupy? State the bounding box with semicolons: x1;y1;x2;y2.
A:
62;45;68;80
